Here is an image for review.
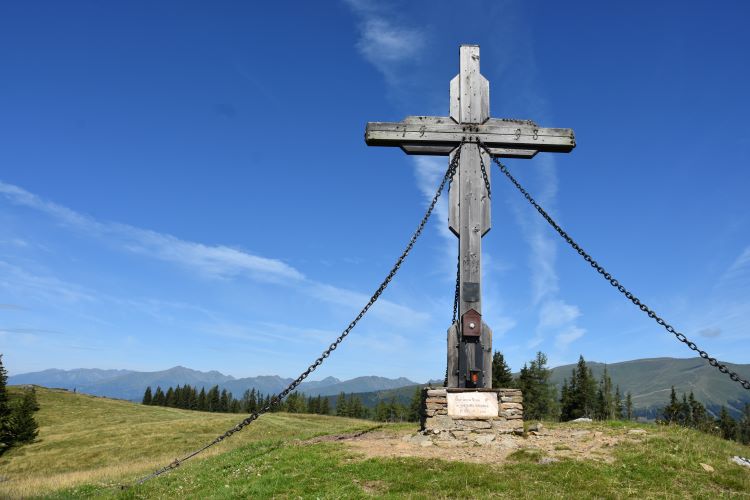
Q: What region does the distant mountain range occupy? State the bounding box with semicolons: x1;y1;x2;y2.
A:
10;357;750;418
8;366;418;402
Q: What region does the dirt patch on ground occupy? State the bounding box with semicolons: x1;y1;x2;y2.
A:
335;427;647;465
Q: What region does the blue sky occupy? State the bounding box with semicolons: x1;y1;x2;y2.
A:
1;1;749;381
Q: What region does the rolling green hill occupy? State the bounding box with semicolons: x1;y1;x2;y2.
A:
0;387;374;498
3;386;749;498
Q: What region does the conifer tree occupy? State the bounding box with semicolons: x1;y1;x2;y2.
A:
717;406;737;441
248;389;258;413
386;397;401;422
241;389;252;413
517;352;556;420
172;385;182;408
10;388;39;444
306;395;321;414
738;403;750;445
349;395;364;419
596;365;614;420
614;386;623;420
335;392;348;417
0;355;13;454
374;400;388;421
560;356;597;420
595;386;606;421
219;389;230;412
207;386;220;412
625;392;633;421
662;386;680;423
153;386;165;406
165;387;176;407
230;399;241;413
197;387;207;411
314;395;323;414
187;385;198;410
491;351;514;388
320;397;330;415
408;387;422;422
142;386;153;405
688;392;708;431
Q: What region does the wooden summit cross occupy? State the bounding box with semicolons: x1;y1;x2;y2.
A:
365;45;575;388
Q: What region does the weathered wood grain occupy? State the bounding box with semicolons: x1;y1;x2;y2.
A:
365;121;574;152
447;322;459;387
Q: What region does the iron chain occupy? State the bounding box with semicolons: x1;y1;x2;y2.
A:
477;144;491;200
452;240;460;325
132;143;465;487
478;141;750;392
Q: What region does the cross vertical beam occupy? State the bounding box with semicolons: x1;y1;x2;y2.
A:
447;46;492;388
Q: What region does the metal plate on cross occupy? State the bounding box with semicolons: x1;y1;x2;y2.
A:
462;308;481;337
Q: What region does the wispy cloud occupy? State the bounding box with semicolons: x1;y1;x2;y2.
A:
0;304;26;310
0;180;426;327
0;181;303;283
539;299;581;329
413;156;454;242
555;326;585;349
718;245;750;290
344;0;426;85
0;260;96;304
0;327;63;335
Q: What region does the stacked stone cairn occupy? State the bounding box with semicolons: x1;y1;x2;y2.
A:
419;387;523;444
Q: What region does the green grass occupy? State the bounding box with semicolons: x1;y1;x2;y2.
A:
4;387;749;498
57;423;750;499
0;387;376;497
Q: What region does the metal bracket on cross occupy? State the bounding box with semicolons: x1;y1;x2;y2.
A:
364;44;576;388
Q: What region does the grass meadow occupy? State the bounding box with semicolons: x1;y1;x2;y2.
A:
2;387;749;498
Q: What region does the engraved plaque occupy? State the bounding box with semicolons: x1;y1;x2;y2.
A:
447;392;498;418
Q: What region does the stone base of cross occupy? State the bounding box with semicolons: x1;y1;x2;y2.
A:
364;45;575;388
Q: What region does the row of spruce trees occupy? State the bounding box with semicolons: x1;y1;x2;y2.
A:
142;352;629;424
494;350;750;445
661;386;750;445
491;351;637;422
0;355;40;456
142;383;422;422
142;351;750;439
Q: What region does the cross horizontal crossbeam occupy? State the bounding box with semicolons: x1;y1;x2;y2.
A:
366;116;575;158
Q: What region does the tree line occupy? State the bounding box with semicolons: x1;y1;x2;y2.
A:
494;350;750;444
660;386;750;445
492;351;636;422
142;384;332;415
142;383;422;422
0;354;40;455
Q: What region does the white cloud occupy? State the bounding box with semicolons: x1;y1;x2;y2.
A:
535;298;586;351
413;156;453;242
344;0;426;84
555;326;585;349
539;299;581;329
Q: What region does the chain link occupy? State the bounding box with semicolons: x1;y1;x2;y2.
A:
477;141;750;392
452;240;460;325
446;239;461;387
132;144;465;487
477;144;491;200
